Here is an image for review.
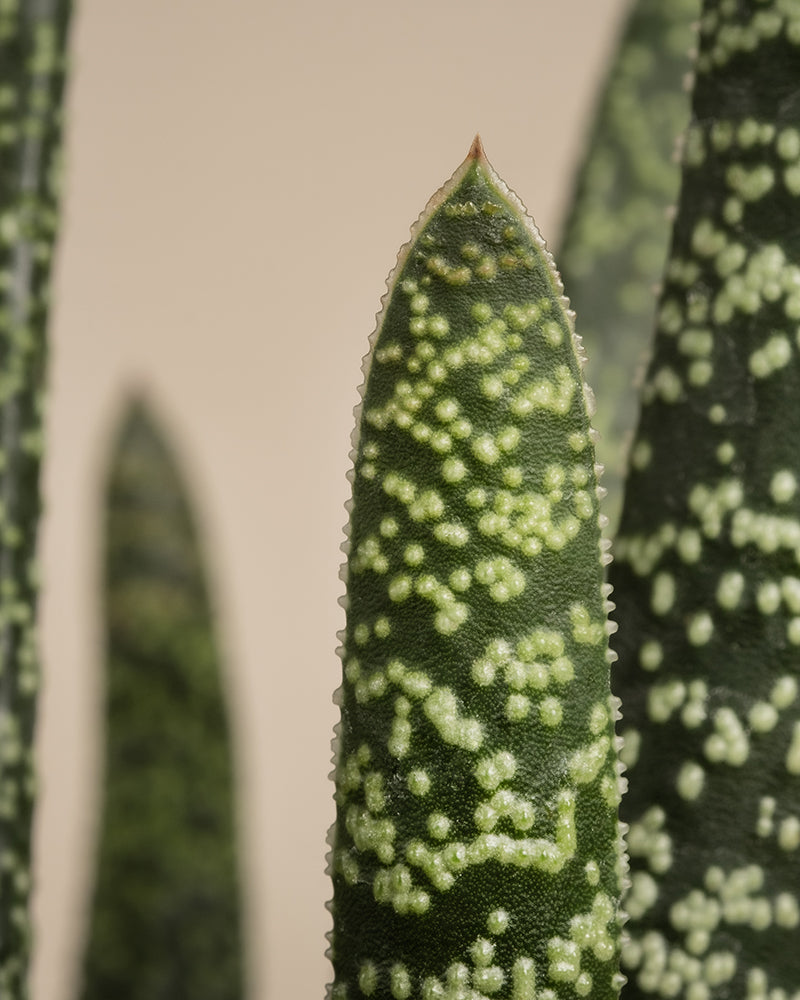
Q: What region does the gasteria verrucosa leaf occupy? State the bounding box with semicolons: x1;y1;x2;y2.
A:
0;1;72;996
611;2;800;997
329;139;625;1000
81;401;243;1000
558;0;699;530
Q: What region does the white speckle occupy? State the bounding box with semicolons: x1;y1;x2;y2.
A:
727;163;774;202
427;813;451;840
511;958;536;1000
687;611;714;646
682;680;708;729
569;432;588;452
380;517;399;538
433;522;470;547
487;909;510;935
716;441;735;465
709;404;727;424
704;707;749;766
472;434;500;464
506;694;531;721
540;696;563;728
449;567;471;592
676;761;705;801
627;871;658;919
407;770;430;796
619;728;641;769
404;544;424;567
435;398;459;422
775;893;800;929
389;964;412;1000
748;701;778;732
497;426;521;452
568;736;610;785
648;680;686;723
757;580;781;614
547;938;580;983
410;293;429;314
716;571;744;609
359;961;378;995
482;374;504;399
702;950;736;987
651;572;675;615
749;334;792;379
639;640;663;671
678;528;702;564
779;816;800;851
441;457;467;483
756;796;776;838
788;618;800;644
424;688;483;750
475;750;516;791
771;469;797;504
772;675;798;709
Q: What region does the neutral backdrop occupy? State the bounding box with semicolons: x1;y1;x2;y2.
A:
35;2;630;998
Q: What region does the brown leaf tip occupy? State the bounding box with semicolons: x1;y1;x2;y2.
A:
468;134;487;162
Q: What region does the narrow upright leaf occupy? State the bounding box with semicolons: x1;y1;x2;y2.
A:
81;400;243;1000
330;140;624;1000
611;3;800;996
0;2;72;995
558;0;698;529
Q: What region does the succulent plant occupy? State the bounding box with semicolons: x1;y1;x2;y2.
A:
6;0;800;997
610;1;800;997
329;138;625;1000
80;400;243;1000
558;0;699;530
0;1;72;995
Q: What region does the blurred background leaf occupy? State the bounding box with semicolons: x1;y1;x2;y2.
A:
80;398;244;1000
558;0;699;530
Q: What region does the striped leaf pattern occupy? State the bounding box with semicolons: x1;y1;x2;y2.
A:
81;401;243;1000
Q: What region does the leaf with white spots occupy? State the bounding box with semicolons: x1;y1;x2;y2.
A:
558;0;699;530
330;139;624;1000
0;2;72;995
611;3;800;997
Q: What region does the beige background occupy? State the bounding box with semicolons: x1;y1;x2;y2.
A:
34;2;629;998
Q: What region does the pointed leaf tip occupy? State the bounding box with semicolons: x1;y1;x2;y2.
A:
331;135;622;1000
468;133;486;162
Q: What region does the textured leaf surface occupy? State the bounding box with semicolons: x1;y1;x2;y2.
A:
330;141;624;1000
81;401;243;1000
611;3;800;997
558;0;698;530
0;2;72;995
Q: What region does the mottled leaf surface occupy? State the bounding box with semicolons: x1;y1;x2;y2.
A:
558;0;698;530
0;2;72;996
612;3;800;997
330;142;624;1000
81;401;243;1000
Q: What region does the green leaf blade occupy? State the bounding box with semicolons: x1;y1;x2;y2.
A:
331;141;623;1000
0;2;73;995
81;400;244;1000
611;4;800;997
558;0;699;530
